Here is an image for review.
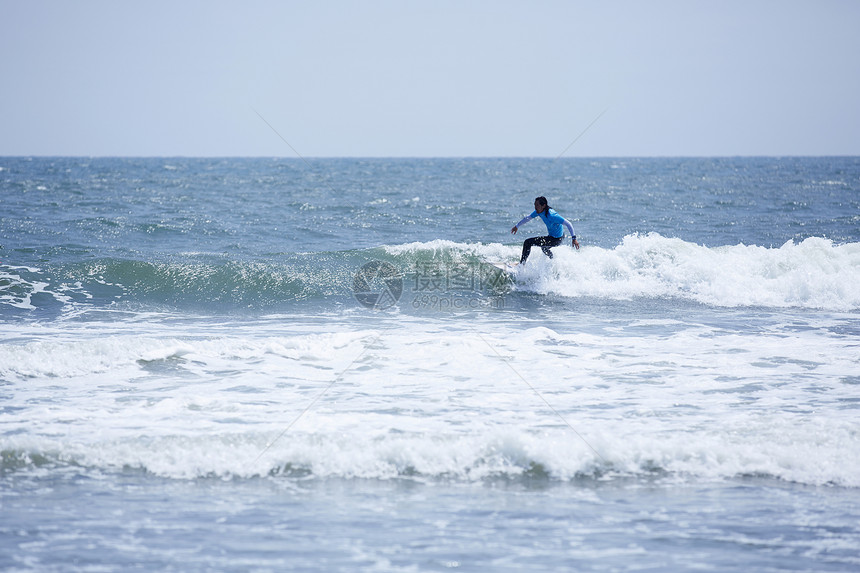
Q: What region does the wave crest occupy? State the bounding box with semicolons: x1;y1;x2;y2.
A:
4;421;857;487
3;235;858;314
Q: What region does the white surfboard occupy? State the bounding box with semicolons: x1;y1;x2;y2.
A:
490;261;520;274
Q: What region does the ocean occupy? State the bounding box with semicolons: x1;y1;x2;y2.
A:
1;156;859;571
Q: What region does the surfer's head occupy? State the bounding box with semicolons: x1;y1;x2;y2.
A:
534;196;549;213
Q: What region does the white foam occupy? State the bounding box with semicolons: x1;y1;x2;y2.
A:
0;330;375;381
0;265;77;310
2;320;858;486
381;235;860;310
521;234;860;310
4;413;857;485
0;269;40;310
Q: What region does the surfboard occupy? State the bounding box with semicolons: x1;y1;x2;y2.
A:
490;261;520;274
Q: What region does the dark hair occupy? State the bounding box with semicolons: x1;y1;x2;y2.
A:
535;196;550;212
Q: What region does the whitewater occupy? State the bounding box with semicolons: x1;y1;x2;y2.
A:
2;157;859;571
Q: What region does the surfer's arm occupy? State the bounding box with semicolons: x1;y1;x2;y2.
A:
511;214;535;234
562;218;580;250
562;218;574;237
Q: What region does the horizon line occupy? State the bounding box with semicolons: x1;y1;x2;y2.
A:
2;154;859;160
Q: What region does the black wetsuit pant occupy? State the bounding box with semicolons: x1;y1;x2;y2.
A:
520;235;563;263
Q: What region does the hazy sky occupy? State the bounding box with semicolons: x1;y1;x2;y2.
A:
2;0;859;157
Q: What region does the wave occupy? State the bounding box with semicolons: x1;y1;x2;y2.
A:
387;234;860;311
0;255;365;314
3;420;857;486
1;324;856;487
0;248;514;316
564;234;860;310
2;234;858;315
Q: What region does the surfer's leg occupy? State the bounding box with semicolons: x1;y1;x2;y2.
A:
520;237;538;263
540;236;563;258
522;236;562;263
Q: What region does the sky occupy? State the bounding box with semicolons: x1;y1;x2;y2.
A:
2;0;859;157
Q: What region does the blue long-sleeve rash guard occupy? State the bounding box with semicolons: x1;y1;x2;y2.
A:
515;208;574;239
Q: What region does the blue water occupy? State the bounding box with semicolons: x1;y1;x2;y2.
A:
2;157;859;571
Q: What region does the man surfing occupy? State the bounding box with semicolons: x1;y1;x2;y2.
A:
511;196;579;264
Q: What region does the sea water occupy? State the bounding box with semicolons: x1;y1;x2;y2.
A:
1;157;859;571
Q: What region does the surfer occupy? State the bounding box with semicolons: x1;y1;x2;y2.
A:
511;196;579;263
